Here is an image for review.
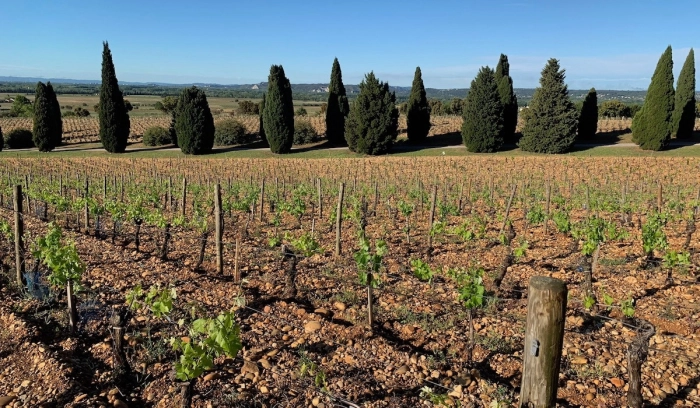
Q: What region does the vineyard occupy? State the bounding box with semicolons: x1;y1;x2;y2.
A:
0;156;700;407
2;116;685;147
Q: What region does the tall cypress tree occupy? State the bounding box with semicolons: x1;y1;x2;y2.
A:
175;87;215;155
495;54;519;143
33;82;56;152
258;93;268;146
519;59;578;154
99;42;130;153
0;125;3;151
461;67;503;152
632;46;675;150
46;82;62;147
325;58;350;145
673;48;695;139
345;72;399;155
406;67;431;143
577;88;598;141
263;65;294;153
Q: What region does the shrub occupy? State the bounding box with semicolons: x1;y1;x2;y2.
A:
5;128;35;149
237;100;259;115
293;120;319;145
62;111;77;117
142;126;172;146
295;107;308;116
74;107;91;117
214;119;255;146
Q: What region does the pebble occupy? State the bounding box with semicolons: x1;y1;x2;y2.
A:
610;378;624;388
305;321;321;333
203;372;220;382
0;397;17;407
333;302;346;311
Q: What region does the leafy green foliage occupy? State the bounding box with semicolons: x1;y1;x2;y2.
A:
552;210;571;233
410;259;435;283
4;128;34;149
600;100;632;118
293;120;320;145
126;284;176;318
461;67;504;152
33;81;60;152
175;86;215;154
642;212;668;255
673;49;696;139
519;59;578;154
32;223;85;288
326;58;350;146
98;42;130;153
662;250;690;269
577;88;598;141
345;72;399;155
572;216;625;256
632;46;675;150
170;312;242;381
142;126;172;146
526;204;546;225
406;67;431;143
214;119;253;146
495;54;519;144
354;235;387;288
263;65;295;154
513;239;528;261
288;231;320;257
447;266;485;310
621;298;635;318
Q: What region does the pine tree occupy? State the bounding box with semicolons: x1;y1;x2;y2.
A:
175;87;215;155
519;59;578;154
98;42;130;153
263;65;294;153
495;54;519;143
46;82;62;147
461;67;504;152
258;93;268;146
673;49;695;139
406;67;431;143
345;72;399;155
632;46;675;150
577;88;598;141
33;82;56;152
325;58;350;145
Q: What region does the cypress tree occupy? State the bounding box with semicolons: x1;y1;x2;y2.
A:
519;59;578;154
33;82;56;152
673;48;695;139
46;82;62;147
406;67;431;143
325;58;350;145
345;72;399;155
258;93;268;146
577;88;598;141
263;65;294;153
98;42;130;153
175;87;215;155
495;54;519;143
632;46;675;150
0;125;3;151
461;67;504;152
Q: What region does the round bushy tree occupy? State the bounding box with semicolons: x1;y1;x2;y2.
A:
175;87;215;155
326;58;350;145
495;54;519;143
632;46;675;150
461;67;504;152
406;67;431;143
5;129;34;149
33;82;58;152
98;42;130;153
215;119;254;146
263;65;294;153
673;49;695;139
519;59;578;154
142;126;172;146
345;72;399;155
577;88;598;141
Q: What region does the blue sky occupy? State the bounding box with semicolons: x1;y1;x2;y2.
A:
1;0;698;90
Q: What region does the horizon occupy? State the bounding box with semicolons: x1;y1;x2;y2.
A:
2;1;699;91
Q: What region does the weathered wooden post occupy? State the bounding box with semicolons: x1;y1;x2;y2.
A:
214;183;223;275
657;182;663;212
627;319;655;408
84;178;90;234
544;181;551;235
317;178;322;219
259;178;265;222
367;273;374;330
519;276;567;408
427;185;437;249
233;236;241;282
499;184;517;238
67;280;77;332
335;183;345;257
13;185;24;287
181;177;187;218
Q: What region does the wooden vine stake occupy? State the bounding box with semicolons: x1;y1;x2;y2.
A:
67;280;77;332
544;181;551;235
233;235;241;282
84;178;90;234
657;182;663;212
214;183;223;275
520;276;567;408
427;185;437;250
259;178;265;222
335;183;345;257
627;319;655;408
367;273;374;330
499;184;517;238
13;185;24;287
181;177;187;218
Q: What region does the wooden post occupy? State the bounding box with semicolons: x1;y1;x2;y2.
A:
627;319;655;408
585;185;591;215
335;183;345;257
181;178;187;218
373;181;379;216
233;236;241;282
428;185;437;249
367;273;374;330
67;280;77;332
110;313;129;373
657;183;663;212
457;183;464;214
317;178;322;219
544;181;551;235
84;178;90;233
214;184;223;275
167;176;173;211
519;276;567;408
499;184;517;238
103;175;107;202
259;179;265;222
13;185;24;287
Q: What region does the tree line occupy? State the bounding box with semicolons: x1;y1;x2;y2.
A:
12;43;697;154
